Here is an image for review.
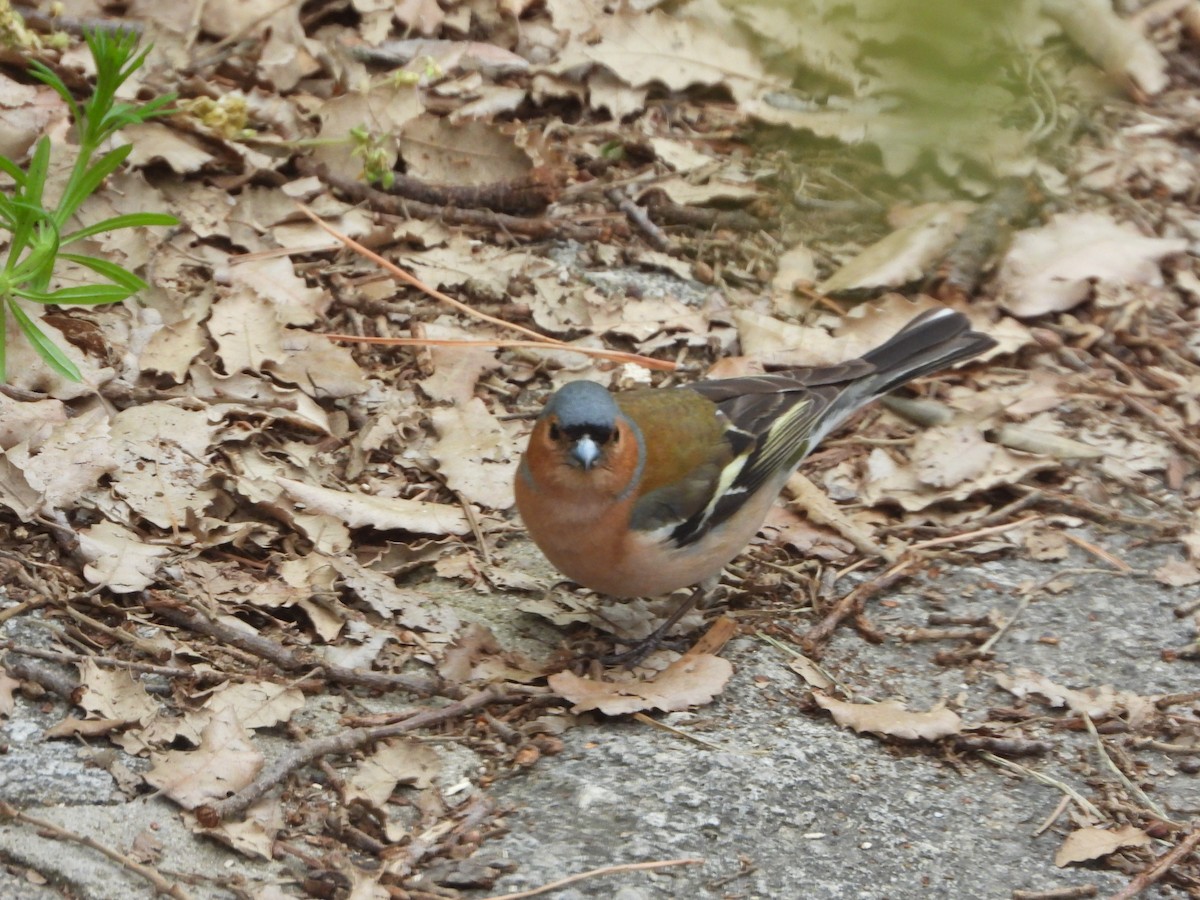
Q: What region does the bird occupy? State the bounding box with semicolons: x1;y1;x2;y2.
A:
514;307;996;662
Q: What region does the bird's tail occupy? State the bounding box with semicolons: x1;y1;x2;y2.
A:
858;307;996;396
804;307;995;449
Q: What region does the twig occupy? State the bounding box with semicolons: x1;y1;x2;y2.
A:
1106;829;1200;900
645;193;765;232
800;557;918;657
477;857;706;900
979;752;1104;820
0;597;46;625
296;203;563;345
0;802;192;900
2;653;77;699
1011;886;1097;900
1081;713;1180;827
976;595;1033;656
632;712;725;750
1033;795;1073;838
934;177;1039;304
1060;533;1133;574
953;735;1052;756
1035;490;1181;532
297;158;617;243
1116;392;1200;466
2;642;211;680
320;333;676;371
144;595;452;698
204;686;509;820
785;471;893;561
1156;689;1200;709
606;187;672;251
908;515;1042;551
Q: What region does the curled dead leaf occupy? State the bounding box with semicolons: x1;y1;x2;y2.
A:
1055;825;1150;867
548;653;733;716
813;693;962;741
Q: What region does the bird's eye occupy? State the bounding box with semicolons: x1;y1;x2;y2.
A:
548;423;561;441
609;429;620;444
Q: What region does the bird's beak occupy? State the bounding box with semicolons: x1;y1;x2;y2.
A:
569;435;600;470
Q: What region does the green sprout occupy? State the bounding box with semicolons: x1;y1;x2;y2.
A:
0;26;178;382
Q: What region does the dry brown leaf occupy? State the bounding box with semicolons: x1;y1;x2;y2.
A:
862;441;1052;513
1044;0;1168;96
813;694;963;741
313;81;424;178
76;659;159;726
345;739;442;807
994;668;1158;724
819;203;973;294
548;653;733;715
996;212;1186;317
0;393;67;450
276;477;471;536
203;682;305;730
106;403;221;529
429;399;520;510
122;122;215;173
43;717;132;739
146;706;264;809
3;407;117;515
1153;558;1200;587
0;76;64;160
1055;825;1151;867
0;670;19;718
552;9;781;107
398;117;532;184
786;655;834;691
186;796;283;860
78;521;174;593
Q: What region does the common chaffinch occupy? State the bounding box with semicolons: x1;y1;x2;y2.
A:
514;308;995;658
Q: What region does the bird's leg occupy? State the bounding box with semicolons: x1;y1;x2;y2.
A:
600;577;720;667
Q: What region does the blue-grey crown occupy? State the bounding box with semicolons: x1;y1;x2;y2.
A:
543;380;618;430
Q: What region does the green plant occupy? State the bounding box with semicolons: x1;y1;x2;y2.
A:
0;27;177;382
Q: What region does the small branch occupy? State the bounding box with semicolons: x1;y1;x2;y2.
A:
606;187;672;252
297;158;617;243
321;333;676;371
0;801;191;900
1106;829;1200;900
645;193;766;232
144;595;452;698
800;557;918;657
203;686;508;820
2;653;78;699
296;203;563;346
2;641;206;681
477;857;706;900
908;515;1042;551
1011;887;1097;900
979;752;1104;821
1081;712;1180;827
953;735;1052;757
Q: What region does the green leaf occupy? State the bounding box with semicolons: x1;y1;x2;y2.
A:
0;154;27;186
59;253;148;292
15;283;132;306
9;224;61;285
0;300;6;382
61;212;178;244
56;143;133;223
26;60;83;126
22;138;51;212
7;299;82;381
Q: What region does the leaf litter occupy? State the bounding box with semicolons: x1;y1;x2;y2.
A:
0;0;1197;896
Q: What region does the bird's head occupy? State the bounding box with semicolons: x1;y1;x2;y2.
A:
536;380;623;471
